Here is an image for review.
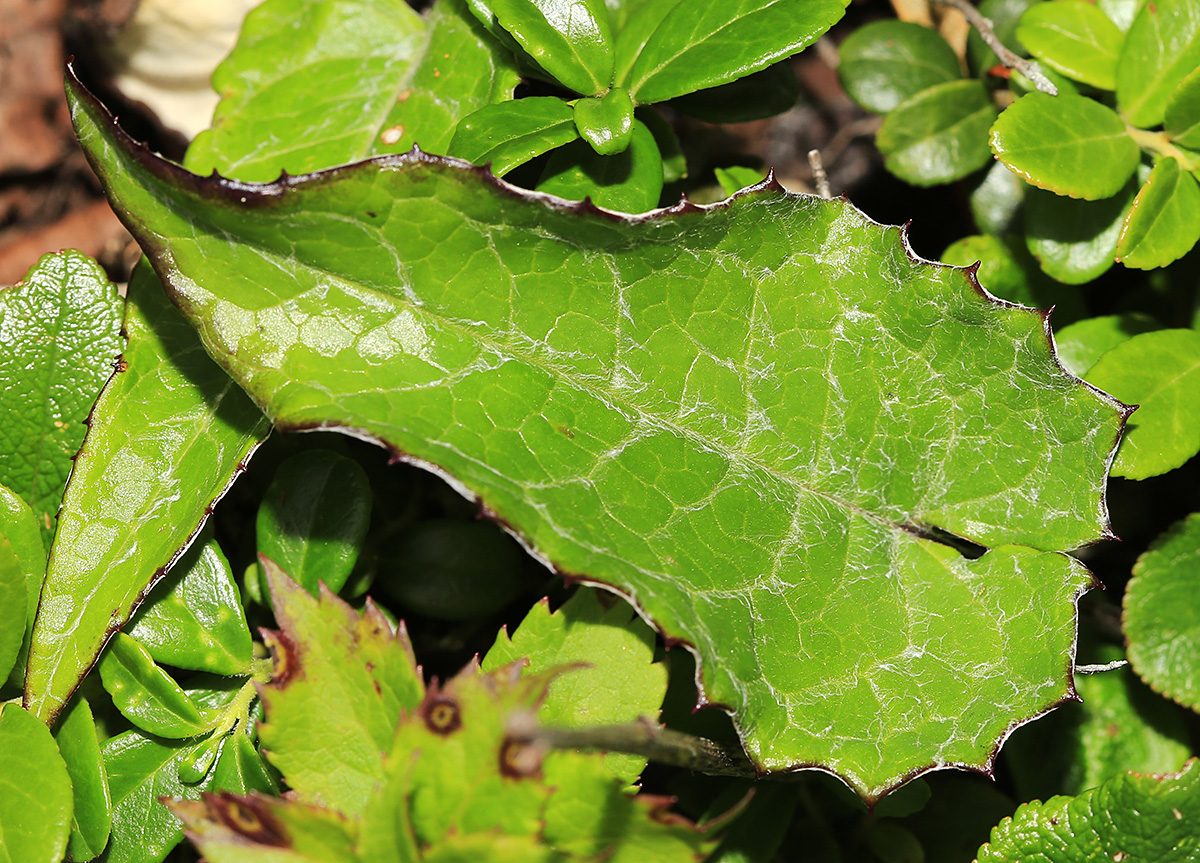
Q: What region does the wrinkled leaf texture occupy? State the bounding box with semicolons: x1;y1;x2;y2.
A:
70;74;1127;799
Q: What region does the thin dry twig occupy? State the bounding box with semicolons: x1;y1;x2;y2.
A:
807;149;832;199
932;0;1058;95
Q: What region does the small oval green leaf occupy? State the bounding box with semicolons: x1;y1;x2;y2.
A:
876;79;998;186
1052;313;1162;377
0;486;43;688
1084;328;1200;479
56;696;112;863
1165;66;1200;149
574;87;635;156
1024;182;1136;283
0;703;72;863
1116;0;1200;128
257;449;372;598
98;632;211;738
991;93;1140;199
838;20;962;114
1126;513;1200;711
449;98;579;175
1016;0;1124;90
488;0;614;95
537;118;664;211
1115;156;1200;270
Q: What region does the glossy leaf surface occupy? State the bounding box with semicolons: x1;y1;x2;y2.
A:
1016;1;1124;90
189;0;518;179
1116;0;1200;128
23;265;269;725
976;759;1200;862
127;530;253;675
668;62;797;124
257;562;424;814
257;450;372;598
55;696;112;862
490;0;613;95
991;94;1139;200
73;79;1126;798
618;0;848;104
0;251;123;544
1165;66;1200;149
0;486;44;687
1125;513;1200;710
1024;182;1136;283
1084;329;1200;479
537;119;663;211
876;80;997;186
98;633;211;738
837;20;963;114
1052;313;1161;377
448;98;579;175
1115;156;1200;270
483;587;668;782
574;87;635;156
0;703;72;863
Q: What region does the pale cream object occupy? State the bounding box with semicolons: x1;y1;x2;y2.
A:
107;0;262;139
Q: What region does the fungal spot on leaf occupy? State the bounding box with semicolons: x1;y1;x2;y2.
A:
421;691;462;735
261;628;300;686
556;425;575;439
397;89;412;103
498;735;543;779
381;125;404;145
209;793;289;847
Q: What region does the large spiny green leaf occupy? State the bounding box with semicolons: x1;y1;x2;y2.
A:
70;75;1126;799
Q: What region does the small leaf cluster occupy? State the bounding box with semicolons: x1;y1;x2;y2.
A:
839;0;1200;276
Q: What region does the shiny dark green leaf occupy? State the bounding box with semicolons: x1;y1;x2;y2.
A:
0;703;72;863
0;251;123;544
56;696;112;862
449;98;579;175
1115;156;1200;270
1052;313;1161;376
617;0;848;104
538;118;663;211
991;93;1139;199
1024;181;1137;283
838;20;962;114
98;633;211;739
876;79;998;186
23;265;269;725
489;0;614;95
637;106;686;182
668;62;797;123
574;87;635;155
1165;66;1200;149
257;450;372;598
1116;0;1200;128
126;530;252;675
1016;1;1124;90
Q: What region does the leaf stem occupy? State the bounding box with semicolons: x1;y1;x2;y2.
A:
931;0;1058;96
1126;126;1200;171
510;715;758;777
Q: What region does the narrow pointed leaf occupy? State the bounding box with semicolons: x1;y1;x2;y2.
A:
127;530;253;675
619;0;848;104
23;264;269;725
56;696;112;862
1116;0;1200;128
489;0;614;95
448;98;579;175
837;20;962;114
1016;1;1124;90
98;633;211;738
0;486;44;687
976;759;1200;862
0;251;123;544
211;734;279;796
0;703;72;863
256;450;372;598
71;78;1126;799
876;80;997;186
537;118;663;211
1115;156;1200;270
1084;329;1200;479
991;93;1139;199
1125;513;1200;711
